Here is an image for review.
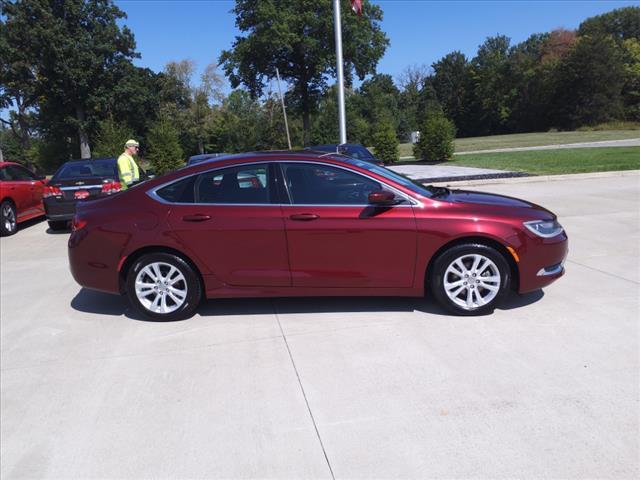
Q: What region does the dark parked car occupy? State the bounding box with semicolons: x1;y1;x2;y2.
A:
187;153;228;166
44;157;147;230
306;144;385;166
69;151;568;321
0;161;46;236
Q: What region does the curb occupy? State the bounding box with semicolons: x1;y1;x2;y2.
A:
427;169;640;187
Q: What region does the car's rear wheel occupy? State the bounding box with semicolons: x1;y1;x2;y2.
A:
126;252;202;321
0;201;17;236
47;220;68;231
430;243;510;315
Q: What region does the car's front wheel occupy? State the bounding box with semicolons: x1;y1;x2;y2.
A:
430;243;511;315
0;201;17;236
126;252;202;321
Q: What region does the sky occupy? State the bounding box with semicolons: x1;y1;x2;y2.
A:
115;0;639;91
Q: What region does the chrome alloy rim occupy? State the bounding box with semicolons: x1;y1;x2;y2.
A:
443;254;501;310
2;204;16;233
135;262;188;314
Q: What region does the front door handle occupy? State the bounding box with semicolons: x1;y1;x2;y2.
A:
182;214;212;222
290;213;319;221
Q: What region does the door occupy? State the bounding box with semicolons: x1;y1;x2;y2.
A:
162;163;291;287
279;162;417;288
1;165;42;219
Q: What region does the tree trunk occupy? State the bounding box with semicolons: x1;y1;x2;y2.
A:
302;109;311;146
76;105;91;159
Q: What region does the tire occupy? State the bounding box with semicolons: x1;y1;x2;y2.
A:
48;220;68;231
126;252;202;321
0;201;17;236
430;243;511;316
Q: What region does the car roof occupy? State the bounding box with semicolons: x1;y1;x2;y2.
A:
0;161;26;168
61;157;117;163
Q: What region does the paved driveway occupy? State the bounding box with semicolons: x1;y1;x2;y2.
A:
1;173;638;479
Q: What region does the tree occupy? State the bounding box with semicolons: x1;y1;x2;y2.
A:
506;33;553;132
146;116;184;174
2;0;139;160
0;0;48;164
621;38;640;121
468;35;512;136
352;74;400;143
554;35;625;128
92;116;134;158
431;52;469;135
219;0;389;145
578;7;640;44
397;64;429;140
210;90;262;153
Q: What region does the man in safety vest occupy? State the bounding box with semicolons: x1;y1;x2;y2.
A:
117;139;141;190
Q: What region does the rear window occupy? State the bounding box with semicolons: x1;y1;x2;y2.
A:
54;159;118;179
343;145;375;160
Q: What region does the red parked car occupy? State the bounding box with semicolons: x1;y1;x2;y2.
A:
68;152;568;320
0;161;46;236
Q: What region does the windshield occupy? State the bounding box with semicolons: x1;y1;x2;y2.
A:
340;157;437;198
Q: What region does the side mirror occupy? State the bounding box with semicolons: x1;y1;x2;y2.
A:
368;189;397;205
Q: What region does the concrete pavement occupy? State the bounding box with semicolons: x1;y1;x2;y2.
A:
455;138;640;155
1;173;638;479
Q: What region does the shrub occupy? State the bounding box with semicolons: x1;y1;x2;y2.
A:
413;113;456;162
146;117;184;174
370;121;399;164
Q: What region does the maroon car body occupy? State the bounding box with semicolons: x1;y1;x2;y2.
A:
0;161;46;236
68;152;568;319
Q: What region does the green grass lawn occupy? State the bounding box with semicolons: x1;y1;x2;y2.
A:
397;128;640;158
435;147;640;175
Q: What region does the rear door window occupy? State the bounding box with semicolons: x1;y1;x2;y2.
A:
194;165;270;204
5;165;36;181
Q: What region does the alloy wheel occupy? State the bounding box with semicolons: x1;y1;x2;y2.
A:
135;261;188;314
2;204;16;234
443;253;501;311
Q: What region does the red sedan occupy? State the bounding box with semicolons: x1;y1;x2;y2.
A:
68;152;568;320
0;161;46;236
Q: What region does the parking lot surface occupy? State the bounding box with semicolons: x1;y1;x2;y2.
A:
2;173;639;479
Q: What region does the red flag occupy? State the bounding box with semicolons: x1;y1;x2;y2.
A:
351;0;362;16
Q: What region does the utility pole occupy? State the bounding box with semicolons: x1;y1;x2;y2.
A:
275;68;292;150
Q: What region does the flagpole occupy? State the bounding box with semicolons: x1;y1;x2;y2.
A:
333;0;347;145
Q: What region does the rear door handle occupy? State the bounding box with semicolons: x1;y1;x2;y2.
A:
182;214;212;222
289;213;319;221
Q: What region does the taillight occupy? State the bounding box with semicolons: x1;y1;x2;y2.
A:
72;217;88;232
101;181;122;195
43;185;62;198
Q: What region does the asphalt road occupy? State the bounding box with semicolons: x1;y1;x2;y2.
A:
1;173;638;479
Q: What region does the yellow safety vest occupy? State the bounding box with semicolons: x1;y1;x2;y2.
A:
117;152;140;190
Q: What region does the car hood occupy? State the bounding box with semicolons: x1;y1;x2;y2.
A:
437;189;555;218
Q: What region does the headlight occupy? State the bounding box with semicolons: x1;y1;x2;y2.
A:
523;219;564;238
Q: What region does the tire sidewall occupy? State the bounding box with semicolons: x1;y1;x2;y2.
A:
431;243;511;316
0;201;17;236
126;252;202;321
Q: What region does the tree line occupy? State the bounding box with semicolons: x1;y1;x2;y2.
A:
1;1;638;172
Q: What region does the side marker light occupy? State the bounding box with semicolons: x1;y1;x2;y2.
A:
507;246;520;263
